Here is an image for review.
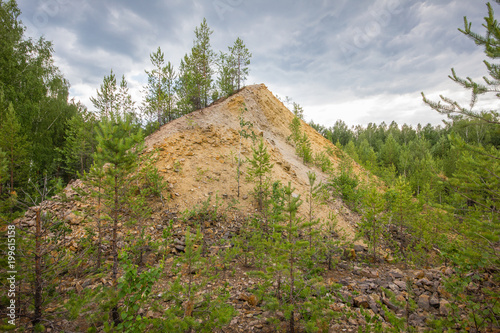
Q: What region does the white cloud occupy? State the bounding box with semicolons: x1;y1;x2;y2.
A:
17;0;492;126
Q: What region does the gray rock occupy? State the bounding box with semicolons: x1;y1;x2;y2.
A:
416;278;433;287
360;268;378;278
354;295;370;308
429;295;440;308
354;244;367;252
389;269;404;279
418;294;430;311
388;283;400;293
439;299;451;316
382;297;399;311
408;313;426;327
393;280;407;291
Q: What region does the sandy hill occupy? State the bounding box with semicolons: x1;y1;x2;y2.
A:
145;84;361;238
11;84;475;333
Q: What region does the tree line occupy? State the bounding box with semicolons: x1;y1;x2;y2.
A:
310;110;500;206
0;0;251;213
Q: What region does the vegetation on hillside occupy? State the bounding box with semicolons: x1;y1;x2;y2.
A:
0;0;498;332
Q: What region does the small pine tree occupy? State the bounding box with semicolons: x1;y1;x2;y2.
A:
386;177;417;264
164;227;235;332
299;132;313;164
358;185;386;260
81;161;105;269
305;171;322;251
144;47;177;125
330;158;363;211
229;37;251;90
92;113;144;324
288;116;302;147
14;179;81;329
217;51;237;97
236;106;256;197
246;138;273;213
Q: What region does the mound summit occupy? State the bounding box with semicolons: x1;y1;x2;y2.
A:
145;83;362;238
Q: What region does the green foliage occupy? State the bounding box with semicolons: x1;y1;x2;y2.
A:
89;113;145;326
177;18;215;112
289;116;313;163
163;227;235;332
420;2;500;272
229;37;252;90
138;150;169;201
115;253;163;332
91;70;138;122
299;132;314;163
385;177;418;263
59;105;98;177
379;133;400;168
235;106;256;197
246;138;273;212
217;51;237;97
0;102;29;196
305;171;322;251
144;46;177;125
289;116;302;146
292;102;304;120
12;181;80;329
90;70;119;119
0;148;7;186
329;158;363;211
0;0;79;189
313;150;333;172
358;185;386;259
248;181;338;332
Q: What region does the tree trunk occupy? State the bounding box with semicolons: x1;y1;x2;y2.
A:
289;208;295;333
10;144;14;193
32;209;42;327
111;170;120;325
96;177;102;270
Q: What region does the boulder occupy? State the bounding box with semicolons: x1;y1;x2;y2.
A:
418;294;430;311
439;299;451;316
429;295;440;308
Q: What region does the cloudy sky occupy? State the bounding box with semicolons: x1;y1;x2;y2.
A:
17;0;492;128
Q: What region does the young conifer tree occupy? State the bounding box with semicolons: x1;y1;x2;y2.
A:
261;182;309;332
228;37;252;90
421;2;500;268
236;106;256;197
217;51;237;97
305;171;322;251
164;227;235;332
14;179;80;330
247;138;273;213
144;47;177;125
90;70;118;119
359;185;386;260
386;177;417;264
93;113;144;323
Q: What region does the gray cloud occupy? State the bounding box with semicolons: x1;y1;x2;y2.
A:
17;0;490;127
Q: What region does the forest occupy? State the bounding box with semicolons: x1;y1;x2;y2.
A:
0;0;498;332
0;0;251;210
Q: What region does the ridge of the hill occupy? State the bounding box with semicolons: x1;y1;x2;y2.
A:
145;83;362;238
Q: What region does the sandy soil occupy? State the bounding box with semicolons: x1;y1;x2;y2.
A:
144;84;364;239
